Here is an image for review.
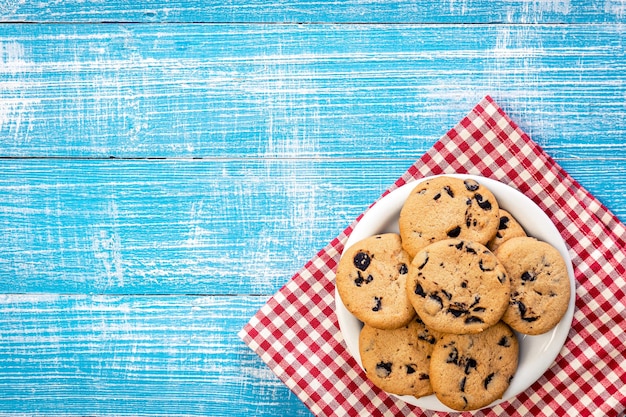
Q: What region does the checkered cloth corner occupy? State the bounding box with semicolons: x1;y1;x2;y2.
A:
239;96;626;417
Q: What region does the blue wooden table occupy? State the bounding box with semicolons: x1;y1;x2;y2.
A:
0;2;625;416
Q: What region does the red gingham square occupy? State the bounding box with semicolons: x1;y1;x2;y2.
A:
239;96;626;417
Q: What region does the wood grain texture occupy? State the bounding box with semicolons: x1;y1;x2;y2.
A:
0;294;310;416
0;158;407;294
0;24;624;160
0;6;625;417
0;0;625;23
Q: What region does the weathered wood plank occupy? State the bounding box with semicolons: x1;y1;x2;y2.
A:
1;158;624;295
0;158;409;294
0;24;624;160
0;294;311;417
0;0;624;24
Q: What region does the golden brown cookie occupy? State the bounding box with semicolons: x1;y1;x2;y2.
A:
429;321;519;411
399;176;500;258
406;239;510;334
494;236;571;335
336;233;415;329
359;317;439;398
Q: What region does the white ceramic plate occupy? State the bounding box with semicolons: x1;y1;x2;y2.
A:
335;174;576;412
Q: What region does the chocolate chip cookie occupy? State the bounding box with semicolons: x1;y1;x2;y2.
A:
406;239;510;334
429;321;519;411
359;317;440;398
494;237;571;335
399;176;500;258
336;233;415;329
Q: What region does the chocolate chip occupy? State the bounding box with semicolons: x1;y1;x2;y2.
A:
459;376;467;392
406;365;416;374
499;215;510;230
398;263;408;274
465;212;472;228
376;362;392;378
353;252;371;271
418;332;436;345
444;186;454;198
429;293;443;309
497;336;511;347
441;290;452;300
448;308;467;317
354;271;373;287
447;225;461;238
417;253;429;270
433;192;441;201
464;358;477;375
484;373;495;389
461;281;468;288
479;259;494;272
465;245;477;254
474;194;492;210
464;316;484;324
472;307;486;312
469;296;481;308
372;296;382;312
414;283;426;297
497;272;506;284
419;373;429;380
464;179;479;191
446;347;459;365
521;271;537;282
516;301;539;322
455;241;464;250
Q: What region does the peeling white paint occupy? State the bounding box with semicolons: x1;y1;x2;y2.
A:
0;41;38;144
92;200;125;289
0;0;23;17
605;0;626;18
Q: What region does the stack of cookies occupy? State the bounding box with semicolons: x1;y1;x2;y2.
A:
336;176;571;411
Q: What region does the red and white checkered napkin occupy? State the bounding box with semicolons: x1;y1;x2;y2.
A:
239;96;626;417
